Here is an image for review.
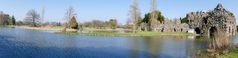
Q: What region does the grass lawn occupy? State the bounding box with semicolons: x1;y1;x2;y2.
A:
55;31;193;36
218;48;238;58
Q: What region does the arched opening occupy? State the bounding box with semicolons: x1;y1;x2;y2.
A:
203;19;208;24
229;27;231;33
161;28;164;32
195;28;201;34
181;28;183;32
174;28;177;32
210;27;218;36
141;27;144;31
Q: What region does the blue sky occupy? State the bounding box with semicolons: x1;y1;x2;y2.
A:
0;0;237;24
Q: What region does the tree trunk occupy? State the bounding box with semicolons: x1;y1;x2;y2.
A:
62;27;67;32
62;23;68;32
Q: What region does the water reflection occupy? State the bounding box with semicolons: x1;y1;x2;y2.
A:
129;36;211;58
195;32;235;58
0;27;237;58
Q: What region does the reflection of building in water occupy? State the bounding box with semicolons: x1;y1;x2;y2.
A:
130;36;161;58
130;36;210;58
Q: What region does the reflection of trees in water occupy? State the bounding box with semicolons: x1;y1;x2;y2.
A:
207;32;232;57
130;37;139;58
62;35;78;48
130;36;161;58
209;28;231;52
130;36;192;58
196;31;233;58
209;36;231;52
130;34;234;58
144;36;161;58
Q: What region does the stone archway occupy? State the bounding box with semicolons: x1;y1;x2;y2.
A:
210;27;218;36
195;28;201;34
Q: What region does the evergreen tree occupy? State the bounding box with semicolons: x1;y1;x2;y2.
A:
62;6;77;32
180;15;188;23
12;16;16;25
9;16;16;25
69;16;78;29
109;19;117;29
142;11;165;24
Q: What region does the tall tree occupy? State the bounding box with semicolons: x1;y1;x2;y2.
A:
142;11;164;31
41;6;45;22
69;16;78;29
0;11;4;25
150;0;158;31
109;19;117;29
130;0;141;33
62;6;77;32
0;11;11;25
9;16;16;25
24;9;40;27
180;15;188;23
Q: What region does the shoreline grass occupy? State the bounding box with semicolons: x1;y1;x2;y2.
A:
13;26;77;31
218;48;238;58
9;25;194;36
55;31;194;36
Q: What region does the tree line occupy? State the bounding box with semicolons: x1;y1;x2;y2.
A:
81;19;117;29
0;0;167;33
127;0;165;32
0;11;16;25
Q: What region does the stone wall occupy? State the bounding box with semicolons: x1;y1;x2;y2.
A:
139;3;236;36
186;4;236;36
156;19;189;32
139;19;189;32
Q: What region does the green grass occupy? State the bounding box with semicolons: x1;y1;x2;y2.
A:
55;31;193;36
219;48;238;58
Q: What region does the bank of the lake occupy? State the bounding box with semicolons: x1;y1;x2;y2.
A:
9;26;194;36
219;48;238;58
13;26;76;31
55;32;194;36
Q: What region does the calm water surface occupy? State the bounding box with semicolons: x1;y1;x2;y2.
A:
0;27;237;58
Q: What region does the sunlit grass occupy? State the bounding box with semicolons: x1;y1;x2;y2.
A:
219;48;238;58
55;31;193;36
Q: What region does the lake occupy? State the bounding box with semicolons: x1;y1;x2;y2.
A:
0;27;237;58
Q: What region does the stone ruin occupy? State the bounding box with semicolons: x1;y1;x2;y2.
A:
139;3;236;36
186;4;236;36
156;19;189;32
139;19;189;32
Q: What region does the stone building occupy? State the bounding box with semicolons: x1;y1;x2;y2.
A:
139;18;189;32
186;4;236;36
156;19;189;32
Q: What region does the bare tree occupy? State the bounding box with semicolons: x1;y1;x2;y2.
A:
130;0;141;33
0;11;9;25
150;0;158;31
62;6;77;32
24;9;41;27
41;6;45;22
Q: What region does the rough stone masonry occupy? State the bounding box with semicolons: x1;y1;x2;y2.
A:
186;3;236;36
